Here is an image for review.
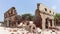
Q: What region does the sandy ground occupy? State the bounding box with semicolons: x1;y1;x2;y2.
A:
0;27;60;34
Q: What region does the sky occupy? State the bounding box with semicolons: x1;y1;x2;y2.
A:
0;0;60;21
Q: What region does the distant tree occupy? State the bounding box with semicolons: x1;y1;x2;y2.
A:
21;14;34;21
55;13;60;20
54;13;60;26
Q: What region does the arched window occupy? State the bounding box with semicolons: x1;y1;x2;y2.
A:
49;11;51;13
44;8;47;11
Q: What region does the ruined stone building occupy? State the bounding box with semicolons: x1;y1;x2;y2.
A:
4;3;56;30
33;3;56;30
4;7;22;27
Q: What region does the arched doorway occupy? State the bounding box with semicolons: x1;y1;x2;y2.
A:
45;18;53;29
49;19;52;27
45;18;49;29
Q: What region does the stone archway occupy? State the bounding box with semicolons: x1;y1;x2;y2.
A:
45;18;53;29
